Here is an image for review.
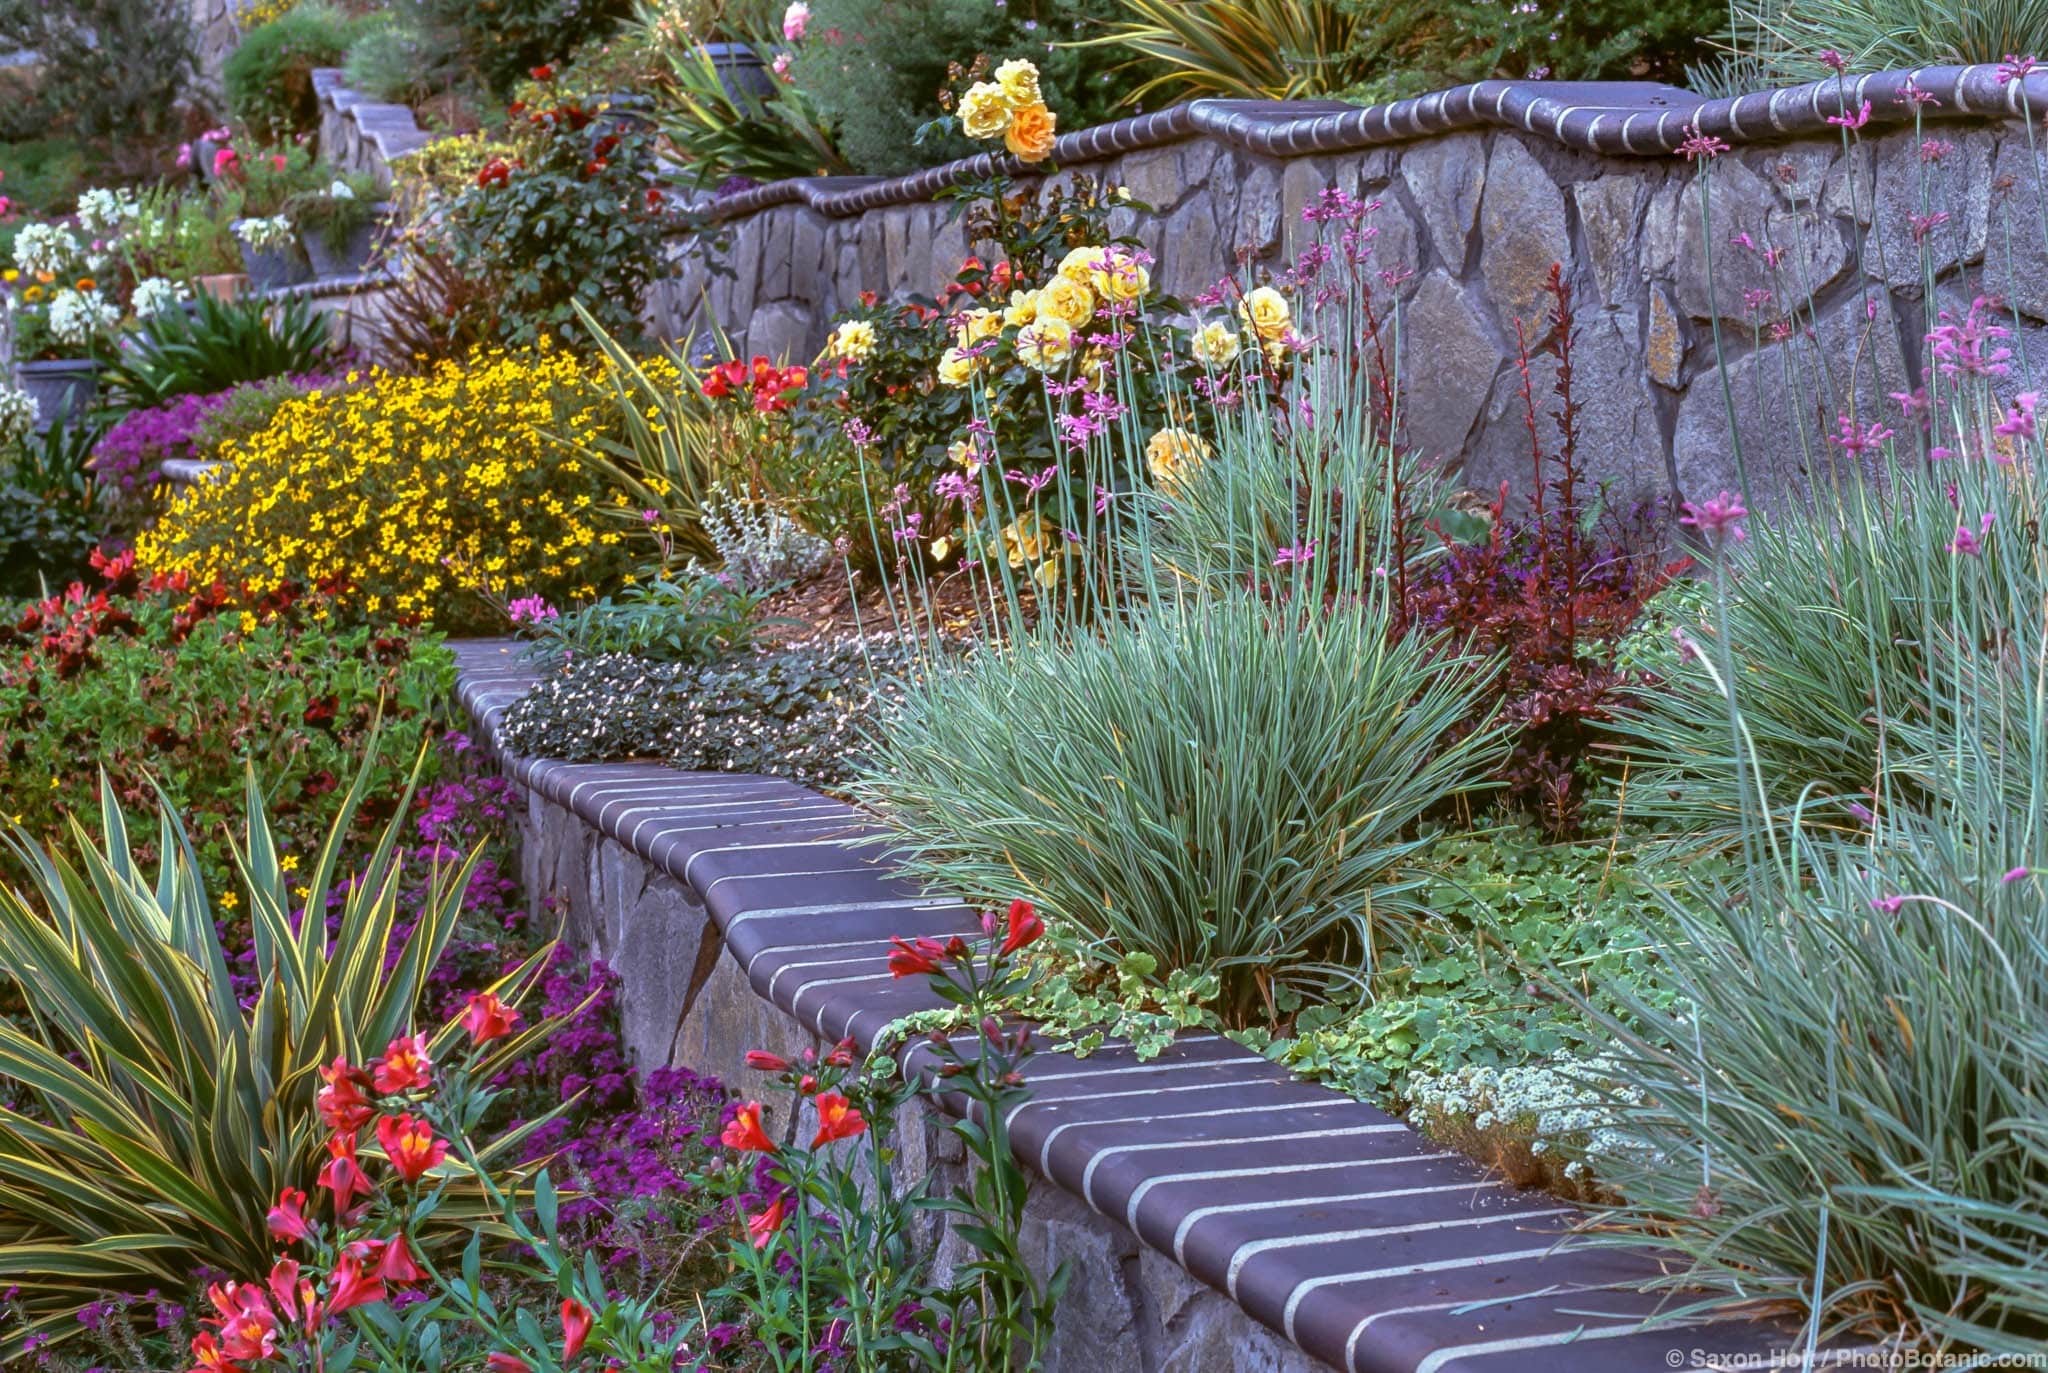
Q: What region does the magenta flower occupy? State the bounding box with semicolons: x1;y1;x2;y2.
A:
1994;391;2039;441
1998;54;2040;84
1272;539;1319;566
1869;894;1906;915
507;595;559;626
1819;48;1849;73
1677;125;1729;160
2004;866;2030;883
1909;211;1950;244
1921;138;1954;163
1827;99;1873;130
1897;77;1940;107
1927;298;2013;378
1830;415;1896;455
1679;490;1748;545
843;416;873;447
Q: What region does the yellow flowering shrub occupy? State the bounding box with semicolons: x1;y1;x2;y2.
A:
138;347;645;632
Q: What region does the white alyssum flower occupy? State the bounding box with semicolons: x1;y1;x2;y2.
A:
47;287;120;346
75;186;142;237
11;222;81;278
234;215;297;251
327;179;356;201
0;384;38;448
130;276;191;320
1408;1052;1652;1178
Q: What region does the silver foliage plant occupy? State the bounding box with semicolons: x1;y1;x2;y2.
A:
851;212;1510;1024
1583;111;2048;1353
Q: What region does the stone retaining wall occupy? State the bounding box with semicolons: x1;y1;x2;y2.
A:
453;640;1843;1373
661;66;2048;507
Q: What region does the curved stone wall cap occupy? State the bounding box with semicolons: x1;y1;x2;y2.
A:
698;64;2048;222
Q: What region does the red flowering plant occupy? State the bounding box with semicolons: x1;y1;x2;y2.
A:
0;548;452;899
183;990;701;1373
434;64;695;350
694;898;1065;1368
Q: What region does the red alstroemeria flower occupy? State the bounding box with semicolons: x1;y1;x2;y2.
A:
487;1356;535;1373
887;936;947;978
561;1299;594;1362
824;1037;856;1068
376;1113;450;1183
747;1194;787;1249
1000;898;1045;957
810;1092;867;1148
744;1049;791;1073
264;1259;301;1321
372;1033;434;1094
317;1132;373;1213
206;1281;279;1363
325;1254;386;1317
316;1056;374;1133
266;1187;315;1245
368;1234;427;1286
461;991;522;1045
720;1101;776;1154
188;1331;240;1372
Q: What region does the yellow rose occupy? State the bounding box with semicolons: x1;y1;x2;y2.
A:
1237;285;1291;341
1092;247;1150;303
1189;321;1241;366
1004;100;1057;162
959;82;1011;140
1056;245;1105;286
1145;427;1211;495
1001;515;1047;567
994;58;1041;107
1036;275;1094;330
954;307;1003;348
1034;556;1062;590
937;346;980;387
1016;319;1075;371
828;319;877;361
1002;288;1039;329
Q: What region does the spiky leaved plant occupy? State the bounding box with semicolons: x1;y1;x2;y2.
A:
0;750;560;1351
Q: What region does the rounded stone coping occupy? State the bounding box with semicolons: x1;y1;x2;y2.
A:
449;639;1850;1373
703;64;2048;222
315;62;2048;231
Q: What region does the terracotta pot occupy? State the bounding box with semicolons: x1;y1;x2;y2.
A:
197;273;249;303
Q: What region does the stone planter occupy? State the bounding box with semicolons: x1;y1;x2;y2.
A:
14;357;101;431
304;221;379;279
237;238;312;293
696;43;774;103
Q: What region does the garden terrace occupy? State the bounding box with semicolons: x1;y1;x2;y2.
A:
453;640;1847;1373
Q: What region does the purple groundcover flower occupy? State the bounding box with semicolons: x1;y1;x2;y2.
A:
90;372;348;492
